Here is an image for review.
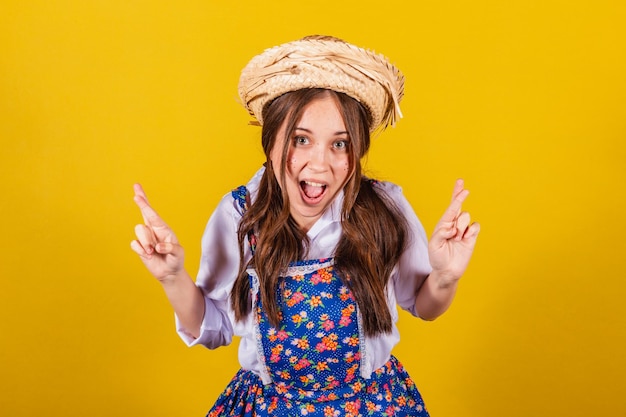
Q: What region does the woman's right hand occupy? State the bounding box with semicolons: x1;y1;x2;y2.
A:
130;184;185;283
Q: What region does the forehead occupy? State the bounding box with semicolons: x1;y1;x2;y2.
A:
294;96;346;131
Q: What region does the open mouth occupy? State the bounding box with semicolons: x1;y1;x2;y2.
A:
300;180;327;203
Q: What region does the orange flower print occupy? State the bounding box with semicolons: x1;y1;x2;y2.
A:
322;390;339;400
341;304;356;316
299;374;314;385
366;400;381;413
396;395;407;407
344;364;358;383
343;399;361;416
320;268;333;283
291;311;308;327
267;327;277;342
292;336;310;350
298;387;314;399
385;388;393;402
351;380;363;393
316;333;339;352
315;361;329;372
311;268;333;285
277;370;290;380
267;397;279;413
308;295;323;308
324;375;340;390
344;335;359;347
323;405;340;417
300;403;315;414
269;343;283;363
274;382;288;394
339;285;354;301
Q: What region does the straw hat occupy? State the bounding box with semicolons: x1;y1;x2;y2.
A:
238;35;405;132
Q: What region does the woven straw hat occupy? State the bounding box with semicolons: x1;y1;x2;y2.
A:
238;35;405;132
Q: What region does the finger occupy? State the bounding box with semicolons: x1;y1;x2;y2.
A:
455;211;471;241
130;239;152;259
133;184;169;228
134;224;156;254
154;241;183;257
439;181;470;224
463;222;481;240
430;222;457;247
133;183;149;203
450;178;465;203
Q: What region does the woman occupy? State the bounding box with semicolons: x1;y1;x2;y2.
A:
132;35;480;416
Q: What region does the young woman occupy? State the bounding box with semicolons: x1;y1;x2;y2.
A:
131;35;480;416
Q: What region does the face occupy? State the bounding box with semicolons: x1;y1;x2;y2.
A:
270;95;352;232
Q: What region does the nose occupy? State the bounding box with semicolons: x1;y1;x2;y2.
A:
307;144;329;171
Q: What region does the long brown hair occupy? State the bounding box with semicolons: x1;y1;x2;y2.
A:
231;88;408;336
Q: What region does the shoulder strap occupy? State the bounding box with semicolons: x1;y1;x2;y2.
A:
231;186;257;254
231;185;249;211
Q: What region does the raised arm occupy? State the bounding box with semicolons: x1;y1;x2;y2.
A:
415;179;480;320
130;184;205;338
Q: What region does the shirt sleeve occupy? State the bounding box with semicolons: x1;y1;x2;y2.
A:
175;191;244;348
376;182;432;317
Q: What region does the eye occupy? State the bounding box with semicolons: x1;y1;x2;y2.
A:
293;135;309;146
333;140;349;150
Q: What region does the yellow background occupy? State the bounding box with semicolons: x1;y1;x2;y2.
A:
1;1;625;416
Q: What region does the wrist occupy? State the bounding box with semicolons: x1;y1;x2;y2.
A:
159;269;190;287
429;269;460;290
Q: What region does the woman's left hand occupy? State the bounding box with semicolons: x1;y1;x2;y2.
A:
428;179;480;285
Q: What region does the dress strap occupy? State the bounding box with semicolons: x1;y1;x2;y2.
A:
231;186;257;254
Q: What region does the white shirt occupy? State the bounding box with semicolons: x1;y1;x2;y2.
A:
176;167;432;381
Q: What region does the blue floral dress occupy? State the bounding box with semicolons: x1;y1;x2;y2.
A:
206;187;429;417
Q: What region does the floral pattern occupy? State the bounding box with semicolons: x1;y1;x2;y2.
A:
207;357;428;417
205;187;430;416
258;263;361;394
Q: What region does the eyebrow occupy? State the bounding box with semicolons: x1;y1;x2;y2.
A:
295;127;349;136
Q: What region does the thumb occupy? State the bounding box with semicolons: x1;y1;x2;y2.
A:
430;223;456;248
